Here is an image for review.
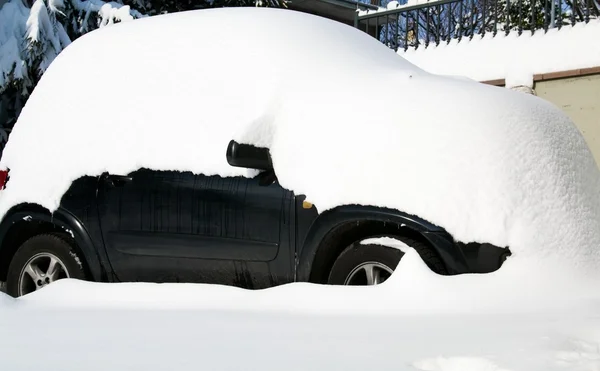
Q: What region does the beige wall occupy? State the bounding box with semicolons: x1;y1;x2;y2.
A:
535;73;600;168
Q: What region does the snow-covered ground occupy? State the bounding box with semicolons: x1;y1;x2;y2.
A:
2;300;599;371
1;251;600;371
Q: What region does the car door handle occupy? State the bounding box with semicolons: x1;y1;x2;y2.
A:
106;174;133;187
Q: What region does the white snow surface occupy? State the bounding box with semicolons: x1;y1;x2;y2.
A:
361;236;411;252
359;0;435;14
400;20;600;82
1;8;600;280
1;264;600;371
505;66;534;89
412;357;512;371
386;0;399;9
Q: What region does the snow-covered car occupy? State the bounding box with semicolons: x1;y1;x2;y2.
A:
0;8;598;297
0;141;496;297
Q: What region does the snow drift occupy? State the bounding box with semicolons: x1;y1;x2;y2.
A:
2;278;600;371
0;8;599;277
400;20;600;83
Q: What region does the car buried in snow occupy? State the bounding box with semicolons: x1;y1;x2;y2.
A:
0;139;510;297
2;8;593;297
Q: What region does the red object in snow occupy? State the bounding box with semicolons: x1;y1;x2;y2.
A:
0;169;9;190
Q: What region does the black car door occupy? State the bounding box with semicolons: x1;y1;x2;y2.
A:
96;168;295;288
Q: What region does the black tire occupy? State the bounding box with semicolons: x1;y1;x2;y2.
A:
6;234;86;297
327;236;447;285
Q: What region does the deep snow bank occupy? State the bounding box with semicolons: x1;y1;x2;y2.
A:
5;249;598;314
0;8;599;276
2;282;599;371
399;20;600;83
2;249;600;371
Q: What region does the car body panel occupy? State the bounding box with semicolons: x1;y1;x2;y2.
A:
0;172;504;290
96;169;295;287
295;205;470;282
0;198;107;283
58;175;112;281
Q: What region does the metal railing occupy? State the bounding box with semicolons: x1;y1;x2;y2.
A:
355;0;600;51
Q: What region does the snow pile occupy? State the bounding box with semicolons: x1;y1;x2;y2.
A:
400;20;600;82
64;0;143;29
386;0;399;9
361;237;411;250
2;238;600;370
505;65;534;89
359;0;439;15
1;8;599;280
5;247;598;314
1;275;600;371
97;4;136;26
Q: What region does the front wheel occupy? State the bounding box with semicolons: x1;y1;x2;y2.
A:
6;234;87;297
327;243;403;285
327;236;446;286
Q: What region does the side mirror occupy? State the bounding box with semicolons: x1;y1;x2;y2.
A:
226;140;273;171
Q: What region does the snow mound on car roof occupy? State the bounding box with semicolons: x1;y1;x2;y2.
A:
0;8;599;276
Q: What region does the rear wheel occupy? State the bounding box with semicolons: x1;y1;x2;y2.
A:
327;236;446;286
6;234;86;297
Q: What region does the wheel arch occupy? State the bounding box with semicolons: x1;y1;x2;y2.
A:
296;205;470;283
0;203;104;282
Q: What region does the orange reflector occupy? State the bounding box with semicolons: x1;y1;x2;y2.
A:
302;201;313;209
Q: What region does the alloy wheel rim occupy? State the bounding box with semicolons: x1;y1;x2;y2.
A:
18;253;69;296
344;261;394;286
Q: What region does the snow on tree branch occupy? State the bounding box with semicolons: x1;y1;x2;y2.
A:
0;0;29;91
0;0;144;147
69;0;144;32
0;0;143;91
26;0;71;74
